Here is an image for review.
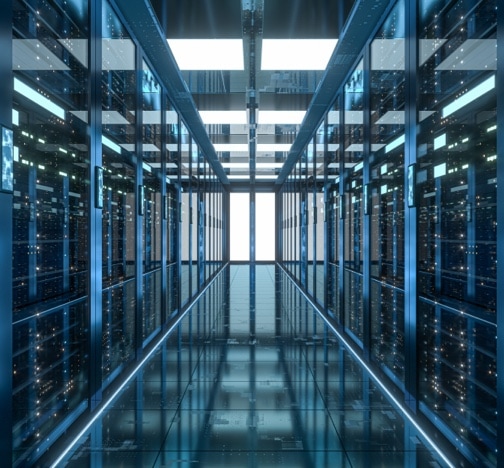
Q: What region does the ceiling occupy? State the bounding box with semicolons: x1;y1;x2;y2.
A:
149;0;355;187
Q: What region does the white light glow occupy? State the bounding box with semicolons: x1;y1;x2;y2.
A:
261;39;337;70
256;162;284;169
434;133;446;150
227;175;251;180
256;175;279;179
230;193;250;261
12;109;19;126
14;78;65;119
256;193;275;261
258;111;306;125
434;162;446;178
213;143;248;152
442;75;495;118
221;162;284;170
385;134;405;153
199;110;247;125
102;135;122;154
257;143;292;152
168;39;244;70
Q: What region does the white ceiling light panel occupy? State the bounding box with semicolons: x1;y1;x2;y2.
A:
258;110;305;125
199;110;248;125
168;39;244;70
261;39;337;70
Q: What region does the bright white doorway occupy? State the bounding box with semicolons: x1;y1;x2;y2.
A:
230;192;275;261
256;193;275;261
230;193;250;261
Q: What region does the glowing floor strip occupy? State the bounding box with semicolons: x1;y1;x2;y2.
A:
278;264;455;468
50;266;227;468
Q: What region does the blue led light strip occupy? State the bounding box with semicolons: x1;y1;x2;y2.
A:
442;75;495;118
14;78;66;120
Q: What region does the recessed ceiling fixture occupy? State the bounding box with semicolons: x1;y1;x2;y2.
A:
258;110;306;125
167;39;244;70
257;144;292;152
213;144;249;152
261;39;337;70
199;110;248;125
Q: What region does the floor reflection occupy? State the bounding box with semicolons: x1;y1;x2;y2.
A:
56;264;449;467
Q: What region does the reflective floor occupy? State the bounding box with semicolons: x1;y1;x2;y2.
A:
51;265;450;467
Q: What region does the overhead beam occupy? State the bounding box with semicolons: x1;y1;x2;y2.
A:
275;0;392;187
114;0;230;185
